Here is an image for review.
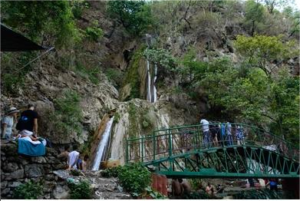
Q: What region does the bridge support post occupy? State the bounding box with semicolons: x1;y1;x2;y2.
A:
282;178;300;199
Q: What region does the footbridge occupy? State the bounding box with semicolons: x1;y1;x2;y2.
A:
126;123;299;179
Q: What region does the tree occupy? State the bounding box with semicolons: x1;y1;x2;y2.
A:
269;69;299;145
259;0;292;14
1;1;80;47
234;35;297;74
107;1;153;36
244;0;266;36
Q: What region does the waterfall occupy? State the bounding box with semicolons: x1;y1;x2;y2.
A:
153;63;157;102
146;59;152;102
146;58;157;103
92;116;114;171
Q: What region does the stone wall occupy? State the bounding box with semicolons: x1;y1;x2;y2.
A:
1;142;67;199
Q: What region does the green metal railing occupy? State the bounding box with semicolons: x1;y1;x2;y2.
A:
126;122;299;164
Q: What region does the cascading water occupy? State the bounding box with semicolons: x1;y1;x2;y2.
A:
92;116;114;171
146;59;152;102
153;63;157;102
146;55;157;103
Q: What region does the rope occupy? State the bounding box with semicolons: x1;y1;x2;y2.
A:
12;47;55;73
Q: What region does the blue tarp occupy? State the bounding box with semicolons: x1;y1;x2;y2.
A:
18;138;46;156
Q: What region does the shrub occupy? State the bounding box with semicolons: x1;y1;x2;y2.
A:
143;48;177;71
107;1;153;36
51;90;83;136
105;68;123;87
85;21;103;42
75;62;101;84
101;166;122;178
118;163;151;195
68;180;92;199
13;180;43;199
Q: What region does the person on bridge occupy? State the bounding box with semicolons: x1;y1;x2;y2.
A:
200;119;210;148
226;122;233;145
236;126;244;145
209;124;218;147
220;123;226;146
268;178;278;191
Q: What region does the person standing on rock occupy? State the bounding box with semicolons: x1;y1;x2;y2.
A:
67;144;80;170
200;119;210;148
16;104;38;136
1;107;19;140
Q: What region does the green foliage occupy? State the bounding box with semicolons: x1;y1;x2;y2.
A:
107;1;153;36
118;163;151;195
105;68;123;88
269;69;299;145
51;90;83;136
142;186;167;199
101;166;122;178
1;52;37;95
71;0;90;19
144;48;177;71
235;35;297;73
122;47;145;100
2;74;22;96
13;180;43;199
243;0;266;35
68;180;92;199
85;21;103;42
2;1;80;48
75;62;101;84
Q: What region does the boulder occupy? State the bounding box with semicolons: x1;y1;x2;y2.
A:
2;162;19;172
25;164;44;178
1;188;10;195
31;156;47;164
9;181;22;188
1;181;8;189
52;185;69;199
10;169;24;180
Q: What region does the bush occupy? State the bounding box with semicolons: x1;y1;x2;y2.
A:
105;68;123;87
13;180;43;199
85;21;103;42
51;90;83;136
101;166;122;178
118;163;151;195
68;180;92;199
107;1;153;36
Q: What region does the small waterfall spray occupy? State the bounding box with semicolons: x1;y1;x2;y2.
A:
146;59;152;102
92;116;114;171
153;63;157;102
146;54;157;103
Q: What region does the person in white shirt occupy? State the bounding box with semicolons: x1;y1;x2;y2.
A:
200;119;210;148
1;107;19;140
67;144;80;170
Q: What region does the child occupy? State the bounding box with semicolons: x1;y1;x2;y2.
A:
77;155;89;171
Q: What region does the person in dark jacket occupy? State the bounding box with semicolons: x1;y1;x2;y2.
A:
16;104;38;136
